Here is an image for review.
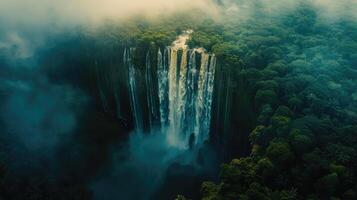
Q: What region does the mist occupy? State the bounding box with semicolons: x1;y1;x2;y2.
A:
0;0;355;30
220;0;357;21
91;130;187;200
0;0;218;28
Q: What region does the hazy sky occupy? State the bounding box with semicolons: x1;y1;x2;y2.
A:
0;0;355;60
0;0;355;29
0;0;218;27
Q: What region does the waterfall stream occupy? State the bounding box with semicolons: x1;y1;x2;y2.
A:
157;31;217;148
99;31;216;149
124;48;143;131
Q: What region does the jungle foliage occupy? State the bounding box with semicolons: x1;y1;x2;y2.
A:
178;2;357;200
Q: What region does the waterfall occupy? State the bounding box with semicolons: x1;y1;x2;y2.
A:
157;48;169;127
157;30;217;148
97;30;216;149
194;52;216;144
168;47;179;134
124;48;143;131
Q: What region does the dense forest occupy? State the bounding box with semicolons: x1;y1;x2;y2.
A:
0;0;356;200
186;3;357;200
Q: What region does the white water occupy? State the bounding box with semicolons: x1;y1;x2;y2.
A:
157;48;169;127
157;30;217;149
99;31;216;149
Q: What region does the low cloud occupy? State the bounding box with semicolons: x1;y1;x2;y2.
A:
0;0;218;28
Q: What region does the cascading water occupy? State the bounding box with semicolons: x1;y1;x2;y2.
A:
124;48;143;132
157;30;217;149
92;31;219;200
97;30;216;149
157;48;169;127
